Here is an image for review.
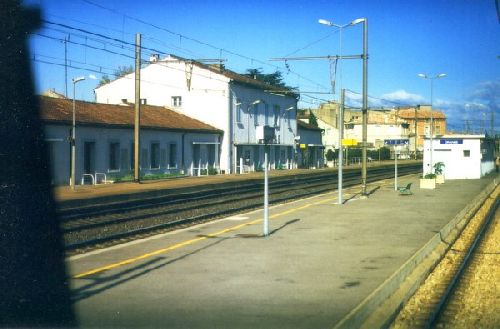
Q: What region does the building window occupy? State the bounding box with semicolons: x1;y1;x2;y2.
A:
171;96;182;107
235;99;242;124
150;142;160;169
273;105;280;127
109;142;120;171
253;103;259;126
169;143;177;168
463;150;470;157
265;104;269;125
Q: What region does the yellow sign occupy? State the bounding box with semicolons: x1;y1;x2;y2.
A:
299;144;307;149
342;139;358;146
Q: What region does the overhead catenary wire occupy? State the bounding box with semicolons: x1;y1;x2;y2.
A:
76;1;331;92
36;19;330;94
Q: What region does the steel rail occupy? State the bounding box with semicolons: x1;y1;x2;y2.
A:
62;168;409;232
64;168;418;251
425;196;499;328
60;164;420;221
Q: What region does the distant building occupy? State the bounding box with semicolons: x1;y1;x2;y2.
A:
304;103;447;160
296;121;324;169
343;108;410;154
423;135;495;179
40;95;223;185
42;88;67;99
94;54;299;174
397;105;447;156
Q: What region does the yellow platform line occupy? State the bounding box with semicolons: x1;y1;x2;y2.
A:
73;192;342;279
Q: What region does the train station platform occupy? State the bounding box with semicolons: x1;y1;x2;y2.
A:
67;173;498;329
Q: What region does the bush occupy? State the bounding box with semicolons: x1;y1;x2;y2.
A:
433;162;445;175
423;173;436;179
208;166;218;175
110;172;184;182
325;149;335;161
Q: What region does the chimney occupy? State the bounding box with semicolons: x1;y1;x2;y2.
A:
149;54;160;63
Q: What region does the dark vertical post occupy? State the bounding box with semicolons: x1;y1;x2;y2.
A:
0;2;76;326
134;33;141;183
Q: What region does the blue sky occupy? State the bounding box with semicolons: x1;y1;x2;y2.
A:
25;0;499;133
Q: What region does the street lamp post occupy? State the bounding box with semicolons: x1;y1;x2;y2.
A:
319;17;366;201
70;76;85;190
361;18;368;196
417;73;446;174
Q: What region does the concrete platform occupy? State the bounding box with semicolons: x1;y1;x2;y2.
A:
68;173;498;329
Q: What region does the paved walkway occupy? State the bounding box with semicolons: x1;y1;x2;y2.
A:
68;173;497;329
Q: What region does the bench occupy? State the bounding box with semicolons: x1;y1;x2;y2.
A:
398;183;412;195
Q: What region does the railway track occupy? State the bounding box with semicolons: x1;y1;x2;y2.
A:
390;185;500;329
59;164;420;253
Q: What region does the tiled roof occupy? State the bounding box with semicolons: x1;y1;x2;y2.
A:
38;96;223;134
164;55;298;96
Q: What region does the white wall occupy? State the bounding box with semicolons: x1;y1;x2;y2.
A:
44;123;220;185
95;58;298;174
344;123;409;148
316;117;338;151
424;136;494;179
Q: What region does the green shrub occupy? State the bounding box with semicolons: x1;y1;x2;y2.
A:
208;166;218;175
433;162;445;175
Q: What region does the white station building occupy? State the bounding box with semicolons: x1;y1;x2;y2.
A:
423;134;496;179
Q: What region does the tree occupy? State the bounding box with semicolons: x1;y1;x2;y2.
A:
325;149;335;161
114;65;134;78
97;74;111;87
245;68;285;87
308;112;318;127
96;65;133;87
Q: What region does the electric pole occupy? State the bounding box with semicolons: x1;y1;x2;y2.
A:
134;33;141;183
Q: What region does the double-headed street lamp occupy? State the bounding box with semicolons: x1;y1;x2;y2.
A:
417;73;446;174
70;76;86;190
319;17;368;198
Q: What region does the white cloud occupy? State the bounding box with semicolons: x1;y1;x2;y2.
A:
380;89;426;105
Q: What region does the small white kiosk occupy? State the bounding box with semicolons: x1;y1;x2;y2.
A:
423;134;496;179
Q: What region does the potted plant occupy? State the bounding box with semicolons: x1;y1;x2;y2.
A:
434;162;445;184
420;173;436;189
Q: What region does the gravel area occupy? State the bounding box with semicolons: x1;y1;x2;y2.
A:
434;204;500;328
390;186;499;329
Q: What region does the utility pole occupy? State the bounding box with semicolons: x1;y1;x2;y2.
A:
134;33;141;183
338;89;345;204
64;36;68;98
271;17;368;197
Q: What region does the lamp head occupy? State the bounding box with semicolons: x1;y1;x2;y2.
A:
436;73;447;78
72;76;85;84
417;73;427;79
350;18;366;25
318;18;332;26
251;99;263;105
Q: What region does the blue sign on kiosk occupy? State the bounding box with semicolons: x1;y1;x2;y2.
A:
384;139;409;145
440;139;463;145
